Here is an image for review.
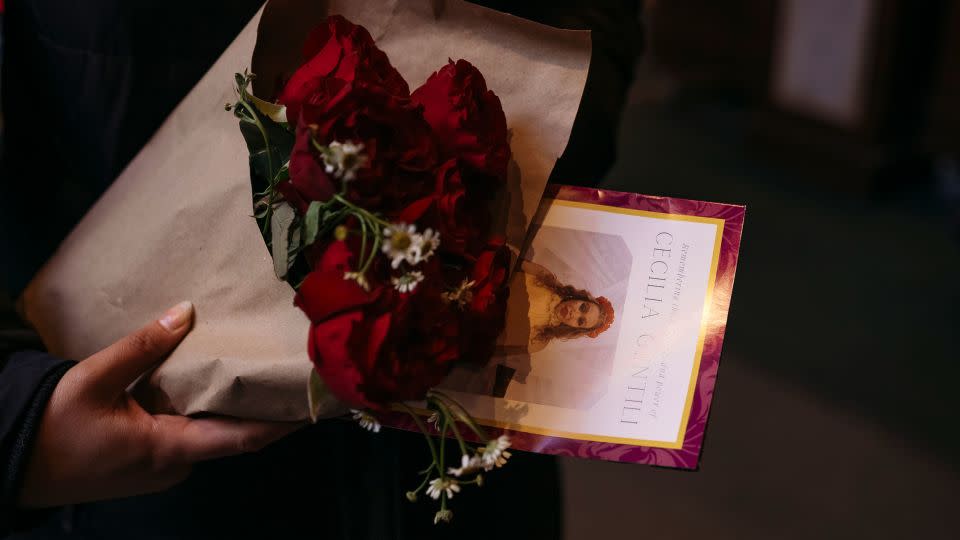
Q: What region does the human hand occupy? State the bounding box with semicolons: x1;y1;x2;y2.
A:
18;301;302;507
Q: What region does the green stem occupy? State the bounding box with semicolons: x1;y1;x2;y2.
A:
357;213;378;272
234;77;279;237
457;477;483;485
334;194;390;227
271;163;289;189
358;213;369;269
400;403;440;467
438;416;448;475
237;98;275;181
236;118;274;235
449;422;469;457
430;397;468;456
411;469;433;496
428;391;489;442
359;223;382;276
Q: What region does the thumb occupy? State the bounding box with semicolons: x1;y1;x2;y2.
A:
83;301;194;395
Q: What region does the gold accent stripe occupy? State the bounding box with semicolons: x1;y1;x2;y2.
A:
672;208;725;447
551;199;727;227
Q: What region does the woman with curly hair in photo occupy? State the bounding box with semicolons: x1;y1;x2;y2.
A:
516;259;616;354
442;257;615;401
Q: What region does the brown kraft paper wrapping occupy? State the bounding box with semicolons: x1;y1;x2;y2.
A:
20;0;591;421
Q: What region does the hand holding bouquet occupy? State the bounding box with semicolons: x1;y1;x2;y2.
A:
20;0;598;523
19;2;744;525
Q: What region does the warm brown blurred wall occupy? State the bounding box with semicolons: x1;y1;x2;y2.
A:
646;0;952;191
648;0;775;99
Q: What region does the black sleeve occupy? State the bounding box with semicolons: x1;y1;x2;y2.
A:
0;350;75;535
472;0;644;186
1;0;265;296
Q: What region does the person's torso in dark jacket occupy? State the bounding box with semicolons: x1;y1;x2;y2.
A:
1;1;640;537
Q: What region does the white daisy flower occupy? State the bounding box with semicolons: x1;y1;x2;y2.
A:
381;223;420;269
413;228;440;263
322;141;368;181
391;271;424;293
447;454;484;477
350;409;381;433
343;271;370;291
425;477;461;500
480;435;512;471
488;449;511;470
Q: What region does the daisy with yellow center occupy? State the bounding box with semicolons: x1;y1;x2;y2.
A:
382;223;420;269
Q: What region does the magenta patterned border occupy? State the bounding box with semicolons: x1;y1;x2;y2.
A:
381;185;746;469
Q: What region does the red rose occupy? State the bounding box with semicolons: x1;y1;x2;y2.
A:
432;160;475;255
296;241;460;409
396;159;495;258
457;239;511;365
279;15;409;124
279;20;516;406
468;239;511;314
434;159;506;257
358;264;462;405
412;59;511;182
295;80;436;213
277;120;337;214
276;17;437;214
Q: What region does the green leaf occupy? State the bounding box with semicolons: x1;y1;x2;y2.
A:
288;223;302;255
272;163;290;186
303;201;323;247
237;106;295;195
286;225;302;273
271;202;296;279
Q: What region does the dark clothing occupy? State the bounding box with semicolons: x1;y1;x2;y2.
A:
0;351;73;533
480;0;643;187
0;0;642;295
0;0;270;295
0;1;639;538
5;421;563;539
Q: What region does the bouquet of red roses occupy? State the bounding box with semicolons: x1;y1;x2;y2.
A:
228;15;513;523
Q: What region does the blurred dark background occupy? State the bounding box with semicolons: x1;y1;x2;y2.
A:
566;1;959;538
1;0;958;538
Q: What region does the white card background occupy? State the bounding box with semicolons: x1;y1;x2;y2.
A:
443;200;722;447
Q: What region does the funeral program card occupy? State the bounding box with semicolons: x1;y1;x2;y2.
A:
389;186;745;468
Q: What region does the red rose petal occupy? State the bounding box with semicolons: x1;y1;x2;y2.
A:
295;267;377;322
309;312;373;409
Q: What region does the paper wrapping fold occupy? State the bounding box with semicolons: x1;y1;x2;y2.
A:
20;0;590;421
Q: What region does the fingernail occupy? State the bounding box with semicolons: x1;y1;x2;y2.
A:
159;301;194;332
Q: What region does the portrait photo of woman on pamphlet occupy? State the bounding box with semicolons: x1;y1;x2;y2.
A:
442;226;629;410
